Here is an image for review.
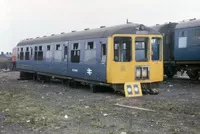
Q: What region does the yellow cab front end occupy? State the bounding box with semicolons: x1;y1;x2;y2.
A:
106;33;163;96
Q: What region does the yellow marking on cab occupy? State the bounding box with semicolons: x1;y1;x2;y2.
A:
106;34;164;84
124;82;143;97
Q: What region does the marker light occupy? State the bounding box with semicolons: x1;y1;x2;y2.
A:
136;67;141;78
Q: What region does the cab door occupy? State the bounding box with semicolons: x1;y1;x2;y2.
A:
150;37;163;81
107;35;134;83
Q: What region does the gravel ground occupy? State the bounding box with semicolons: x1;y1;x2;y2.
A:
0;71;200;134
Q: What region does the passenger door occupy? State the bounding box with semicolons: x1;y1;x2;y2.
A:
63;41;69;75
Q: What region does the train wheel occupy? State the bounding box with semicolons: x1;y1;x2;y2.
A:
90;84;97;93
69;80;77;88
33;74;37;81
149;88;159;95
167;74;174;79
187;71;200;80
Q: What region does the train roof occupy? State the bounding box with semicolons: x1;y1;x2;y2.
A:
175;19;200;29
17;23;161;46
150;24;166;31
150;22;178;31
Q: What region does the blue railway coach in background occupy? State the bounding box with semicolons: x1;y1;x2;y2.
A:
16;23;163;95
151;18;200;80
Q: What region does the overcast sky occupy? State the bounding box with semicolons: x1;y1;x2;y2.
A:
0;0;199;52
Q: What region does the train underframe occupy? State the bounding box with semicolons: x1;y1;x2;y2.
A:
19;71;160;95
165;62;200;80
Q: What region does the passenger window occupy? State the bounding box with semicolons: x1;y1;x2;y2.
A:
17;54;20;60
114;37;132;62
38;46;43;61
34;46;38;60
179;31;187;37
64;46;68;61
135;37;149;61
25;47;30;60
30;47;33;56
39;46;42;51
71;43;80;63
101;43;106;63
84;41;96;63
20;52;24;60
85;42;96;49
73;43;79;49
34;46;43;61
194;29;200;37
56;44;60;50
38;51;43;61
151;38;162;61
19;48;24;60
47;45;51;51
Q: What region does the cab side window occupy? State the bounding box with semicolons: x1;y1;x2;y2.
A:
101;43;106;63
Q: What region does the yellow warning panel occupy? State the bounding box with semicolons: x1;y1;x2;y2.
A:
124;82;143;97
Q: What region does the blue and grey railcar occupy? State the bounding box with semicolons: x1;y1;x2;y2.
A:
151;22;178;78
152;18;200;80
174;19;200;80
16;23;163;94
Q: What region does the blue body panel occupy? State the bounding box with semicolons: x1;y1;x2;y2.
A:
16;38;107;83
174;26;200;61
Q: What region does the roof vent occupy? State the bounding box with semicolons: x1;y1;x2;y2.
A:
51;34;55;36
126;22;132;24
43;35;47;37
190;18;196;21
36;37;40;38
84;28;89;30
100;26;106;28
71;30;76;32
61;32;65;34
156;24;159;26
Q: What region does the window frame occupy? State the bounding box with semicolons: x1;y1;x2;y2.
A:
56;44;61;50
113;36;132;62
47;45;51;51
85;41;96;50
151;37;162;61
71;42;80;63
135;37;150;62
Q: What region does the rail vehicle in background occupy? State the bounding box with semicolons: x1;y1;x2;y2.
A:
12;47;17;70
0;52;12;70
151;18;200;80
15;23;163;95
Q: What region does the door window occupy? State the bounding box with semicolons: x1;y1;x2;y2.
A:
151;37;162;61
